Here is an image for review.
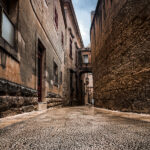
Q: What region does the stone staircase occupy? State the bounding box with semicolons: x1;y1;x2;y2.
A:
46;92;64;108
47;98;64;108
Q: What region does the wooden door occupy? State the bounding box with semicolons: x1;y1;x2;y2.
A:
38;49;43;102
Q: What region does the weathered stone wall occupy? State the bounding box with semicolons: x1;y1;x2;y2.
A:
0;79;38;118
0;0;66;117
19;0;65;95
91;0;150;113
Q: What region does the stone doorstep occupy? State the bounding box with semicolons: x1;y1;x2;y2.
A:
38;102;47;111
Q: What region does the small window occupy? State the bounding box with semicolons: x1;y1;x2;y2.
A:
61;32;64;47
83;55;89;64
75;43;78;66
54;8;58;29
1;12;15;46
75;51;77;66
53;62;58;86
0;51;6;68
0;51;1;65
70;39;72;58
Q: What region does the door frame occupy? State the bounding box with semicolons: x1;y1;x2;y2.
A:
37;40;46;103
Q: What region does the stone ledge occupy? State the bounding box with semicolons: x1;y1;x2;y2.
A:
0;104;37;118
47;98;63;103
46;92;61;98
0;78;37;97
0;96;38;118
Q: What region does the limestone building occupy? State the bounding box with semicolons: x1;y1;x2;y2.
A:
63;0;84;105
0;0;83;117
90;0;150;113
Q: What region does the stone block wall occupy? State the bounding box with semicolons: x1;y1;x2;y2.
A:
91;0;150;113
0;0;66;117
63;0;84;105
0;79;38;118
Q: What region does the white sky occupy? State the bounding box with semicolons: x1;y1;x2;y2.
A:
72;0;98;47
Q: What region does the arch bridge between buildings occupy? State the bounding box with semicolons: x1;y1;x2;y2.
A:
76;47;93;105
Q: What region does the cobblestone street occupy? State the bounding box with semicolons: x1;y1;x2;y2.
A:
0;106;150;150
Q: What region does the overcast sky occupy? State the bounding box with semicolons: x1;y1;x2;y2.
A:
72;0;98;47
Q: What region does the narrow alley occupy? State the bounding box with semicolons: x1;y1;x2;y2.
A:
0;0;150;149
0;106;150;150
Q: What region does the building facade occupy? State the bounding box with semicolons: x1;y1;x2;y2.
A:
91;0;150;113
77;47;93;105
63;0;84;105
0;0;83;117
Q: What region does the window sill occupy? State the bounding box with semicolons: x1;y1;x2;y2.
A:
0;37;19;62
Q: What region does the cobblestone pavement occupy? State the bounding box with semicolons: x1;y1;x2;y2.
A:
0;106;150;150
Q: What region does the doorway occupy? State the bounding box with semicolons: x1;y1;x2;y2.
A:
38;41;45;102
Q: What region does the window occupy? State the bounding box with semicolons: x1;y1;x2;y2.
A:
0;51;6;68
70;39;72;58
0;51;1;66
1;12;15;46
54;8;58;29
61;32;64;47
75;51;77;66
83;55;89;64
75;43;78;66
60;71;62;85
53;62;58;86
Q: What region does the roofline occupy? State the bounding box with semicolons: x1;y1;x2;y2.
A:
90;0;101;38
63;0;84;48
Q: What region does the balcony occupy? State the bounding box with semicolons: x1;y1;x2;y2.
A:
77;49;92;73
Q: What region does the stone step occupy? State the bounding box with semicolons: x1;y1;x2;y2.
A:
47;98;63;103
46;98;64;108
47;102;63;108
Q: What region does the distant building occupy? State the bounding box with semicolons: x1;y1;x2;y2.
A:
77;47;93;105
91;11;95;23
63;0;84;105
